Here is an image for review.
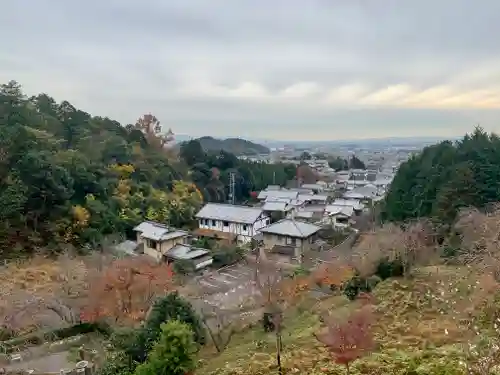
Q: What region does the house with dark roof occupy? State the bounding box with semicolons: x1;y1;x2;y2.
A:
195;203;270;244
258;218;321;263
133;221;189;262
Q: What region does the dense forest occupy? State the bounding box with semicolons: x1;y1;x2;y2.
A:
179;139;296;202
0;80;295;257
383;127;500;224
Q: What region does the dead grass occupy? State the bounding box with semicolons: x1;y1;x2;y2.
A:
197;265;481;375
0;255;101;333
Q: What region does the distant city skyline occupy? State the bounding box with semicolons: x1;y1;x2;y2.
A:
3;0;500;140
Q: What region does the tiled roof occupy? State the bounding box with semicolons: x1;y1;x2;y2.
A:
294;211;314;219
262;201;291;212
133;221;188;241
259;219;321;238
196;203;264;224
326;205;354;217
301;184;324;190
167;244;210;260
264;196;291;203
343;191;365;199
333;199;364;210
298;194;328;202
258;189;299;200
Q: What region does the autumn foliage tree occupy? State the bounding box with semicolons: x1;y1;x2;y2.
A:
316;304;375;375
135;114;165;147
81;257;175;325
312;262;355;290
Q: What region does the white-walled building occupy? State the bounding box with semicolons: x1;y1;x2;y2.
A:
195;203;270;244
133;221;189;262
324;205;354;228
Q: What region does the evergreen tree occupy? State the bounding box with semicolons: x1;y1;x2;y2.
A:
134;321;196;375
383;127;500;224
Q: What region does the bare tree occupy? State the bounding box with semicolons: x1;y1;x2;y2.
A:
455;206;500;281
253;260;312;375
200;307;236;353
352;221;437;278
0;255;91;334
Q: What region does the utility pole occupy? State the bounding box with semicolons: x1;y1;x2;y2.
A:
273;171;276;185
229;171;236;205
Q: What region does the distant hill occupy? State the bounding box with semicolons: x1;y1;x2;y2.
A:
196;136;270;155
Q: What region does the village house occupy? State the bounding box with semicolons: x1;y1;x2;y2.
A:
259;218;321;263
298;193;329;205
331;198;365;214
324;205;354;229
257;187;299;201
195;203;270;244
164;244;213;270
133;221;189;262
261;199;294;222
343;185;379;202
300;183;325;193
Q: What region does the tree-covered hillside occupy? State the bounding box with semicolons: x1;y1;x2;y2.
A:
383;127;500;223
195;136;270;155
0;80;205;257
180;139;296;202
0;80;297;258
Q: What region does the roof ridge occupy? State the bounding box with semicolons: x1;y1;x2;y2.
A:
204;202;261;210
290;217;305;237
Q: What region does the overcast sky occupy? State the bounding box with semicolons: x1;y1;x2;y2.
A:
2;0;500;141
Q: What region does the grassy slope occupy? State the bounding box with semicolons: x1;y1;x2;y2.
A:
197;266;476;375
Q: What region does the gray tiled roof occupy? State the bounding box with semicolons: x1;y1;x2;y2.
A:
262;201;291;212
259;219;321;238
333;198;364;210
295;211;314;219
258;189;299;200
196;203;265;224
133;221;188;241
264;196;291;203
301;184;324;190
298;194;328;202
326;205;354;217
167;244;210;260
352;185;378;197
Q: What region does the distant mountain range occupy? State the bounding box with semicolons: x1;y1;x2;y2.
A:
187;136;270;155
175;134;456;150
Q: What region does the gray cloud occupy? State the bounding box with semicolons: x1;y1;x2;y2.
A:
2;0;500;140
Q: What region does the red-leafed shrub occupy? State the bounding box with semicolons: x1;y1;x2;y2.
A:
315;305;375;375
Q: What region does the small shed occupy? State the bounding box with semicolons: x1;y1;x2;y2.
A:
165;244;213;270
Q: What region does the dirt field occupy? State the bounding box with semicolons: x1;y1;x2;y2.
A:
187;262;266;313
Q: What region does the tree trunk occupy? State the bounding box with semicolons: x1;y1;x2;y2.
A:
205;325;221;352
345;362;350;375
276;331;282;375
